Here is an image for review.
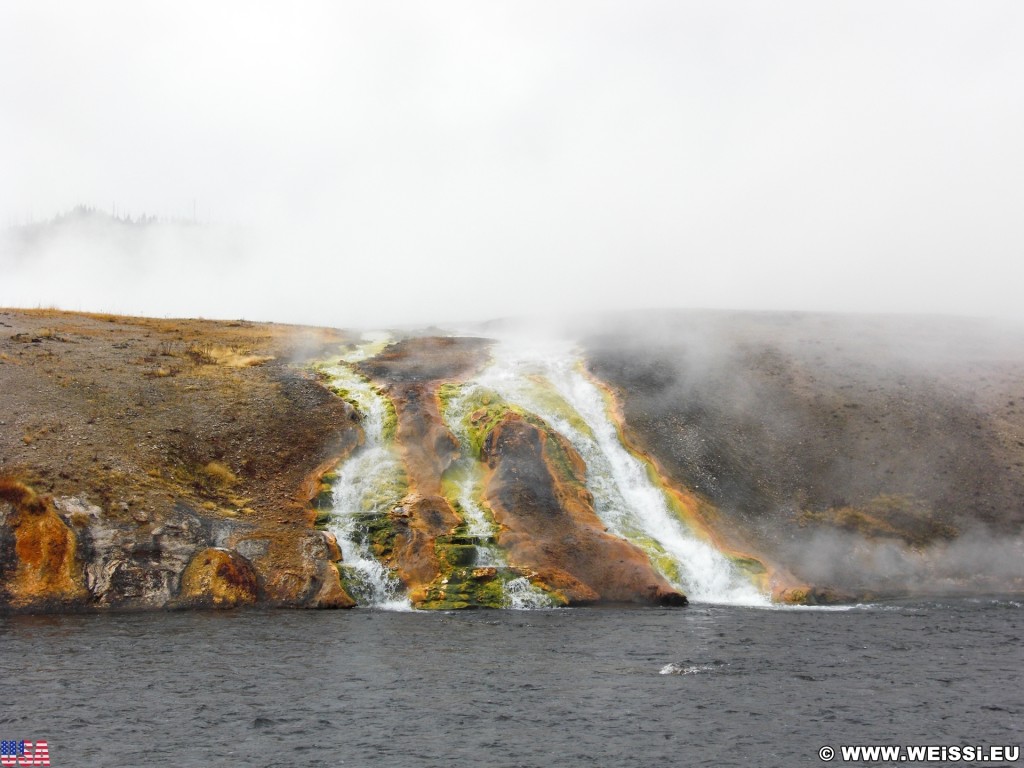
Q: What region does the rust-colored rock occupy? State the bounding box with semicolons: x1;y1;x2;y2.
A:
388;383;459;496
530;567;601;604
350;338;492;605
0;480;88;609
482;412;686;605
321;531;343;562
255;529;356;608
386;492;460;604
306;564;357;609
356;337;490;497
178;547;259;608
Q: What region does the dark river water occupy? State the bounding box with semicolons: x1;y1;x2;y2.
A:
1;598;1021;767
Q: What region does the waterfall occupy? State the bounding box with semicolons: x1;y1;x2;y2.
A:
473;335;770;607
321;330;768;608
320;334;411;610
440;382;558;608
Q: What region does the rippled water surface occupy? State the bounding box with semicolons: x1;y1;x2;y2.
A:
2;599;1021;767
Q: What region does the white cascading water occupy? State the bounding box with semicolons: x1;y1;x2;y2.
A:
439;390;496;547
473;334;770;606
441;384;557;608
502;576;555;610
321;333;412;610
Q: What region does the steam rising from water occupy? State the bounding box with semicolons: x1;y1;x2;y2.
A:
782;527;1024;596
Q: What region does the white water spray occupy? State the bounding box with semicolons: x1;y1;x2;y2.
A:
474;335;770;606
321;333;411;610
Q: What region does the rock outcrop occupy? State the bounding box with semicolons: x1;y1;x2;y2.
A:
479;410;686;605
386;492;461;603
177;547;259;608
0;480;87;609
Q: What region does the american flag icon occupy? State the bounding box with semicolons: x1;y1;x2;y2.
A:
0;740;50;767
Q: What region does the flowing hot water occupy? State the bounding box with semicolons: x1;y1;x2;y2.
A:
320;334;411;610
441;383;557;608
474;335;769;606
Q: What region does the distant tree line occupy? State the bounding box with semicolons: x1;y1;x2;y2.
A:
3;204;204;233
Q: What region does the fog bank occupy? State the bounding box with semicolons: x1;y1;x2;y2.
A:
3;2;1024;327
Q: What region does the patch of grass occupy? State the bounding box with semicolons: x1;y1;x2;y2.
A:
202;461;236;486
146;366;179;378
188;343;272;368
191;461;238;497
187;342;218;365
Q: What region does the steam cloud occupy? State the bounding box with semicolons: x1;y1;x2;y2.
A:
783;527;1024;596
2;2;1024;327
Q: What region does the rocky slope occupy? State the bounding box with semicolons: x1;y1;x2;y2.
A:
3;308;1022;611
0;309;360;611
584;310;1024;598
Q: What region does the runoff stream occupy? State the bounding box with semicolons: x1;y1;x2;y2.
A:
319;333;767;609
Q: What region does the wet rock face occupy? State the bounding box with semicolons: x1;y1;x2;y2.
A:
482;412;686;606
357;337;490;497
67;497;204;608
342;336;690;608
1;486;356;612
485;415;577;518
386;493;461;604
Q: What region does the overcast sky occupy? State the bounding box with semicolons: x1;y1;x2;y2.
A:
1;2;1023;328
